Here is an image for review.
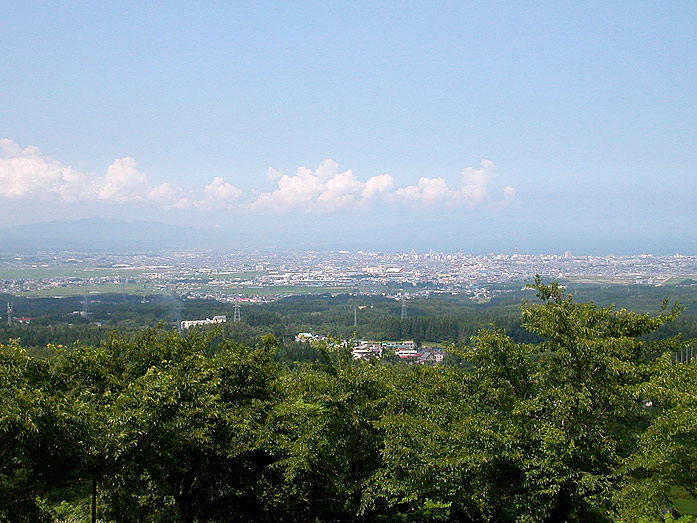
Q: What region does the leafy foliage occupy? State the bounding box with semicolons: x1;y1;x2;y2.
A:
1;280;696;521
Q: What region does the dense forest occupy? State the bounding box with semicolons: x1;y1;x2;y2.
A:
4;281;697;355
2;280;697;521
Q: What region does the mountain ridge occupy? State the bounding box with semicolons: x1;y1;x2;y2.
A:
0;217;211;252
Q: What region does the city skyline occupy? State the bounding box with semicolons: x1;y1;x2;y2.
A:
2;3;696;253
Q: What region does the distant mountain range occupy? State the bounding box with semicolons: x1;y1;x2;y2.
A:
0;218;212;252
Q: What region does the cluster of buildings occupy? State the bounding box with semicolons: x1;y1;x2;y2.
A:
180;315;227;330
295;333;446;364
354;340;446;363
3;250;697;301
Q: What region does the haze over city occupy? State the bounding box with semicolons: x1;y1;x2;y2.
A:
2;2;696;253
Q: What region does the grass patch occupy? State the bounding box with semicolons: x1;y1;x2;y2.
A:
17;283;158;298
0;266;149;279
670;486;697;516
664;276;697;285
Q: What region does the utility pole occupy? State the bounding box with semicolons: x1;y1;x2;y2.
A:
91;479;97;523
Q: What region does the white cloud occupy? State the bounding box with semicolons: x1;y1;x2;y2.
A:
391;177;455;207
147;182;191;209
248;160;394;213
0;139;92;201
193;177;243;209
316;169;363;210
0;139;242;211
391;159;500;208
462;159;495;187
0;139;22;157
98;157;149;203
266;167;283;181
362;173;394;199
0;140;514;215
502;185;518;205
459;158;495;205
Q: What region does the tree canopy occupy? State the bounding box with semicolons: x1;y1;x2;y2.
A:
1;279;696;522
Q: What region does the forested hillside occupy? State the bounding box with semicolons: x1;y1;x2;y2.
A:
1;280;696;521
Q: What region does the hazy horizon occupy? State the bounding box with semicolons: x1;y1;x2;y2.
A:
1;216;696;257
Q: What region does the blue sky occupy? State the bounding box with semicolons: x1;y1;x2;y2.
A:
1;2;696;253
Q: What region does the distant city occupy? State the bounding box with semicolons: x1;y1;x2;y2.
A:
2;250;697;302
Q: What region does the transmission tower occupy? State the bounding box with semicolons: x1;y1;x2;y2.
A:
233;303;241;322
6;302;13;326
82;295;91;317
353;306;357;327
401;298;407;319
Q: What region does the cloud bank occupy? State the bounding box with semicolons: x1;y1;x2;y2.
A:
0;139;514;213
247;159;394;213
0;139;241;210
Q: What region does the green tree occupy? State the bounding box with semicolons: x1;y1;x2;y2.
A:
0;341;107;522
269;338;391;521
618;350;697;520
97;330;281;523
368;277;687;521
2;282;695;522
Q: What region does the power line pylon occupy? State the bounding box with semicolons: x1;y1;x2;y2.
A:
401;298;407;319
233;302;241;322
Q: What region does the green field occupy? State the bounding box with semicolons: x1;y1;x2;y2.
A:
16;283;161;298
0;266;149;280
564;274;697;286
564;275;643;285
663;276;697;285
